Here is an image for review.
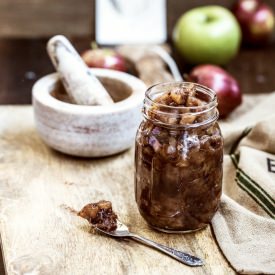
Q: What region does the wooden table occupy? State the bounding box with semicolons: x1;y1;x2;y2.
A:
0;37;274;275
0;106;237;274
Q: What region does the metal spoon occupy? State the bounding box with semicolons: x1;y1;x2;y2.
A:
95;220;204;267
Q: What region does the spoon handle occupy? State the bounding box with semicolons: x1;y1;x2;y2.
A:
129;233;203;267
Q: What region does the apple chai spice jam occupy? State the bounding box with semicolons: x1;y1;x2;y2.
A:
135;82;223;233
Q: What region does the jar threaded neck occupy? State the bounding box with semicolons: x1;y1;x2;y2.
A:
143;82;218;129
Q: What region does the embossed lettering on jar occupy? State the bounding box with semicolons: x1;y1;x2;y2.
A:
135;82;223;233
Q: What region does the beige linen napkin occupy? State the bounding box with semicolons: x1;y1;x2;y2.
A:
212;93;275;274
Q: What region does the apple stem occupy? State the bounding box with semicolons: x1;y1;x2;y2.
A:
91;41;98;50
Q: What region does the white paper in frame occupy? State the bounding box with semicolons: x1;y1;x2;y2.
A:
96;0;167;45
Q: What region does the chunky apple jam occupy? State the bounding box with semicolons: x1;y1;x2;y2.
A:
135;82;223;232
78;200;118;232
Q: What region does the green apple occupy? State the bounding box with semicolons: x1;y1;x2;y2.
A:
173;6;242;65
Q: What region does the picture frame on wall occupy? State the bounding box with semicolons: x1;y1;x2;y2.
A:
96;0;167;45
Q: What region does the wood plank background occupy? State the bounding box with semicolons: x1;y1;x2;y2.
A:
0;0;94;38
0;0;274;38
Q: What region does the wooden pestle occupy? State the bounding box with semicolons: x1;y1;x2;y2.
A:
47;35;114;105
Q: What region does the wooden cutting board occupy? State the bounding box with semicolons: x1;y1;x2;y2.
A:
0;106;234;275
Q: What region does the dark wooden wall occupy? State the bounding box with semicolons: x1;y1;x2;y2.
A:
0;0;274;38
0;0;94;37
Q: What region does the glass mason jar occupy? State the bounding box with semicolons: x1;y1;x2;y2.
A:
135;82;223;233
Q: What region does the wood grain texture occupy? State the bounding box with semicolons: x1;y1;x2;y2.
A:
0;106;235;275
0;0;93;38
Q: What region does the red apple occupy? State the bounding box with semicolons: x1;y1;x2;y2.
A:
188;65;242;118
232;0;275;45
82;48;127;72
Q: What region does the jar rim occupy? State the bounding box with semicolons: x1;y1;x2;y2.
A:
145;81;217;111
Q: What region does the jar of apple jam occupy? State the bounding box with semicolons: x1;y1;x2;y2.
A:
135;82;223;233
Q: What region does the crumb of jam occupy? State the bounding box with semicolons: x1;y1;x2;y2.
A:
78;200;118;232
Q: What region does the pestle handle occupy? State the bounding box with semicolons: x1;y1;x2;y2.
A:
47;35;114;106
